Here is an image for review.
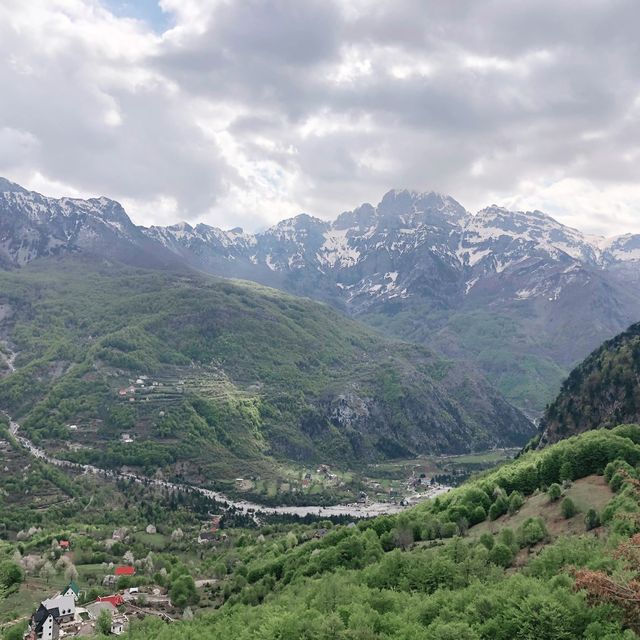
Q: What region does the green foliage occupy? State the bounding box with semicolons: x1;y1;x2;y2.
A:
516;517;548;547
561;498;577;519
584;509;600;531
96;609;112;635
488;543;514;568
548;483;562;501
479;533;494;551
508;491;524;514
0;561;23;591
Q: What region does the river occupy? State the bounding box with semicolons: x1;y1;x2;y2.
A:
7;417;450;519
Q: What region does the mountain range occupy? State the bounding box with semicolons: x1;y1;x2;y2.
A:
3;177;640;414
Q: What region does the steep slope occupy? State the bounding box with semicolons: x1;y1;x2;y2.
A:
539;322;640;445
4;178;640;414
0;257;533;490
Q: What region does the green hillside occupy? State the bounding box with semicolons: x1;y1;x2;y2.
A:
0;258;532;495
540;322;640;445
4;421;638;639
362;305;570;416
116;424;640;639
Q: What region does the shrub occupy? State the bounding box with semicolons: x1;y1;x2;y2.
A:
584;509;600;531
548;483;562;502
508;491;525;515
516;517;548;547
479;533;494;551
488;543;514;568
561;498;577;519
489;496;508;521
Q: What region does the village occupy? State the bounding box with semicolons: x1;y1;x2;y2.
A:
4;509;234;640
19;525;201;639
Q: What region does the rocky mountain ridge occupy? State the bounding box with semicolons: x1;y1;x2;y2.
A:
3;177;640;412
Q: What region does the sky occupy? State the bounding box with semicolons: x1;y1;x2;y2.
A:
1;0;640;236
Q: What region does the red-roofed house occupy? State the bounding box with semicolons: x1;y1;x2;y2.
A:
59;540;70;550
98;594;125;607
114;566;135;576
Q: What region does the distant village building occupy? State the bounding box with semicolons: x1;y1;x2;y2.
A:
145;524;157;534
111;613;129;635
97;594;125;607
112;527;127;540
120;433;134;444
114;565;136;577
102;574;117;587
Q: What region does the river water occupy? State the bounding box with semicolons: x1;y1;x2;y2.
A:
7;418;450;519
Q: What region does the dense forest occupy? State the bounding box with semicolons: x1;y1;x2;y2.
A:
541;322;640;445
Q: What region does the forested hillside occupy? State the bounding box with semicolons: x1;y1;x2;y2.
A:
40;426;640;639
0;257;532;494
540;322;640;445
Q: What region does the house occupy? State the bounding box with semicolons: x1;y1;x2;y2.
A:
114;565;136;577
111;613;129;635
102;575;117;587
28;594;76;639
42;595;75;623
61;579;80;601
28;605;59;640
97;594;125;607
118;389;128;396
68;424;78;431
58;540;70;551
120;433;134;444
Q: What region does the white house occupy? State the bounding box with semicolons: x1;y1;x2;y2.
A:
29;594;75;640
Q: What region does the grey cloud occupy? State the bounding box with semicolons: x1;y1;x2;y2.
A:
1;0;640;233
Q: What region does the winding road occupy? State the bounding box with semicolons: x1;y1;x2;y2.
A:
2;341;449;519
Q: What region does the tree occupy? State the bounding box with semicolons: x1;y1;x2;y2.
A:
489;496;508;521
560;460;574;482
64;563;79;582
0;561;23;590
96;609;112;635
548;483;562;501
488;543;514;568
517;517;548;547
170;574;199;609
561;497;577;519
479;533;494;551
508;491;525;515
470;505;487;525
39;561;56;585
585;508;600;531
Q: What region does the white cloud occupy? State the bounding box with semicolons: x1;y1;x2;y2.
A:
0;0;639;235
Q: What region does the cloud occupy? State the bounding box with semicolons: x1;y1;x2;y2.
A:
0;0;639;234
